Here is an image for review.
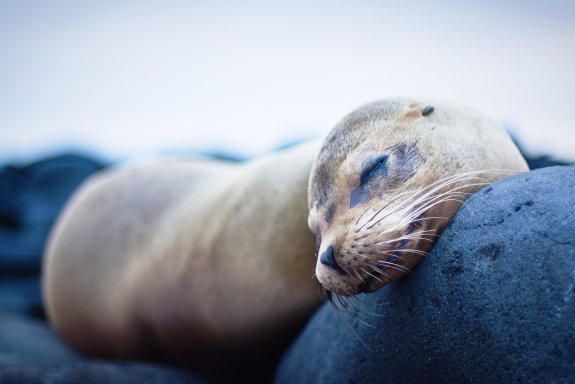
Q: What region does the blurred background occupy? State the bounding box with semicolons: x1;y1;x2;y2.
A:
0;2;573;381
1;0;574;164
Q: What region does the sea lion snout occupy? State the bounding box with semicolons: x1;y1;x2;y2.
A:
318;245;346;275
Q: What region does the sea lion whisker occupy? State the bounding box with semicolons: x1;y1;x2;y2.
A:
333;298;377;330
361;186;438;231
372;261;411;273
412;189;470;208
329;292;345;313
328;295;379;349
359;267;384;283
339;299;375;321
335;293;348;310
349;250;408;263
341;260;365;281
365;198;424;231
400;229;438;239
403;199;463;225
350;267;366;283
344;296;387;319
374;188;468;232
343;297;394;328
390;173;476;211
340;263;359;279
415;170;497;194
365;232;434;247
410;196;467;220
359;265;383;280
402;182;484;218
365;264;404;280
337;296;374;327
366;264;387;275
376;228;437;241
429;180;492;198
399;192;471;227
358;250;416;273
356;189;414;232
355;204;377;226
365;209;401;231
372;249;413;261
367;237;429;248
382;248;430;256
398;175;491;215
365;188;447;232
404;215;449;225
366;190;461;235
353;233;370;242
317;281;332;302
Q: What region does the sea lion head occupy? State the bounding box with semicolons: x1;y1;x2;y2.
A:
308;98;528;296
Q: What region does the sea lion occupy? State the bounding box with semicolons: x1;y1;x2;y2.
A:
42;141;323;381
43;98;529;380
308;98;529;297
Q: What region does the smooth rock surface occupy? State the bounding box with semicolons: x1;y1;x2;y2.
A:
276;165;575;384
0;311;204;384
0;154;104;275
0;150;570;383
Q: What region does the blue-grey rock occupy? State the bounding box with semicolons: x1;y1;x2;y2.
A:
0;311;204;383
0;154;104;275
276;165;575;384
511;135;570;170
524;154;569;170
0;277;43;317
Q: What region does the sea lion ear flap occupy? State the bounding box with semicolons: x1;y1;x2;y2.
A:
422;106;434;116
402;103;433;119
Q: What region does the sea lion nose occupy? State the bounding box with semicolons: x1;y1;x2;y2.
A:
319;245;347;275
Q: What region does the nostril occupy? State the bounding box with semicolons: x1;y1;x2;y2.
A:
319;245;347;275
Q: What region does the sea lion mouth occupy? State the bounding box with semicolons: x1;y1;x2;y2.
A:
315;261;359;296
315;214;430;296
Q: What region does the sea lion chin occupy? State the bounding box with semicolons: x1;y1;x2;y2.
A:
308;99;529;296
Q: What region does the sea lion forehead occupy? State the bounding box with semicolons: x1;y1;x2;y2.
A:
319;98;433;158
310;98;426;209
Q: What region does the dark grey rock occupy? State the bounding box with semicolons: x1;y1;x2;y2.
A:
0;154;104;275
524;154;570;170
276;165;575;384
0;310;80;366
511;135;571;170
0;277;43;317
0;311;204;384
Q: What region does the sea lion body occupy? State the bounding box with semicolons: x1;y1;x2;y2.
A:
43;142;322;378
43;97;529;377
308;99;529;296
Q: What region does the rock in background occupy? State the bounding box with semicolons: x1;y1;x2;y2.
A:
0;154;104;276
276;165;575;384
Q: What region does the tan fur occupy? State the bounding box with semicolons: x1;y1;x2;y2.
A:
42;142;322;377
43;98;529;376
308;99;529;295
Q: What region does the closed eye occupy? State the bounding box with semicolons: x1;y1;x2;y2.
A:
359;155;389;186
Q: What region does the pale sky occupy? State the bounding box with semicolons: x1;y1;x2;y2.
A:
1;0;574;163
